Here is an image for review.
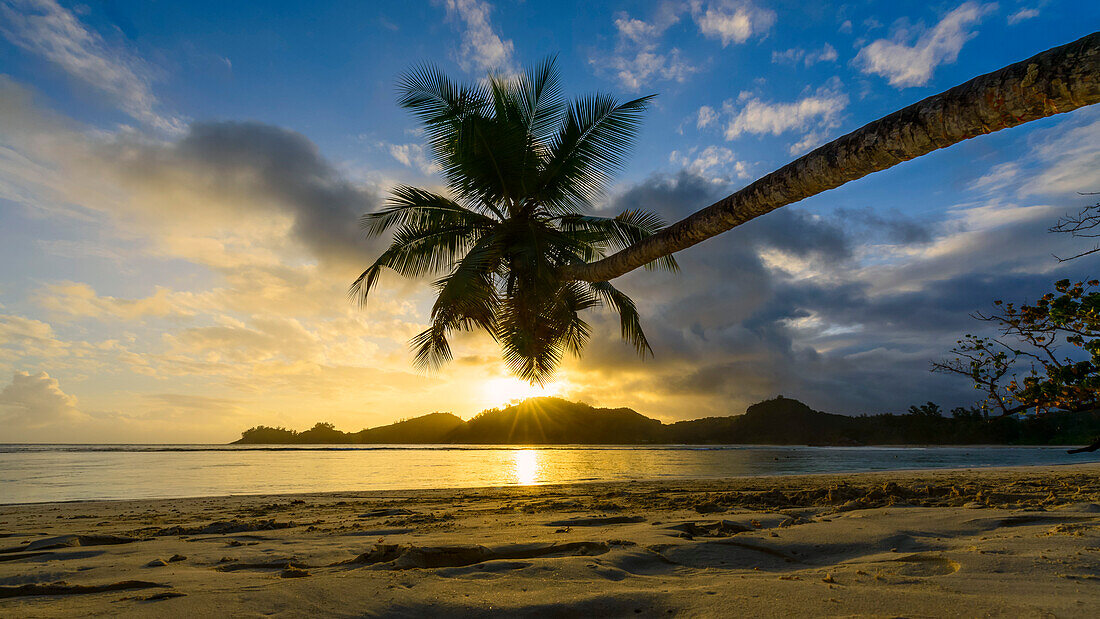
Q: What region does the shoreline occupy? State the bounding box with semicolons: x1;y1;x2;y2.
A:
3;464;1099;616
3;460;1098;508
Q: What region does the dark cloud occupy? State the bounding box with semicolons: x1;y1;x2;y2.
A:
836;207;934;245
574;170;1092;419
109;121;383;269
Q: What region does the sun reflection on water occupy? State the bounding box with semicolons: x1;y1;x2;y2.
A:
512;449;541;485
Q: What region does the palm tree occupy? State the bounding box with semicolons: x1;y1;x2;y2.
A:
351;58;677;384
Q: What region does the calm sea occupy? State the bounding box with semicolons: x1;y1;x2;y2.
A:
1;444;1096;504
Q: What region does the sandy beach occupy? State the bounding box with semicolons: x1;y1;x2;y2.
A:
2;463;1100;617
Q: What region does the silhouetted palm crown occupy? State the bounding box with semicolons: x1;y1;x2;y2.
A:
352;58;675;384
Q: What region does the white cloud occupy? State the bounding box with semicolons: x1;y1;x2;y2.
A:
669;145;749;183
603;9;699;91
606;47;699;91
383;142;440;176
689;0;776;47
696;105;718;129
1017;111;1100;197
788;129;833;156
0;0;183;133
443;0;515;74
597;2;773;91
717;79;848;153
969;161;1021;193
772;43;838;67
854;2;996;88
0;370;87;429
1007;7;1038;24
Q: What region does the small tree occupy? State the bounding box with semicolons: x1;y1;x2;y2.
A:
933;279;1100;416
1050;193;1100;262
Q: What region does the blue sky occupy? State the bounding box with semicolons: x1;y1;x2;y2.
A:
0;0;1097;442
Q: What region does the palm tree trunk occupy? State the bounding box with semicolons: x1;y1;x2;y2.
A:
560;32;1100;283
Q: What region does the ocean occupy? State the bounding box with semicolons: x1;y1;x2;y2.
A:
1;444;1096;504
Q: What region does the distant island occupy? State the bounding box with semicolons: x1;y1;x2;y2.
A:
233;396;1100;447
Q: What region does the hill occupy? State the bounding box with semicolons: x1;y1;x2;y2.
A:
232;396;1100;446
450;398;663;444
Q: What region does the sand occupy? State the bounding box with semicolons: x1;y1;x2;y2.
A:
2;464;1100;617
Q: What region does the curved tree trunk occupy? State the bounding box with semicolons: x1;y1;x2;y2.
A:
560;32;1100;283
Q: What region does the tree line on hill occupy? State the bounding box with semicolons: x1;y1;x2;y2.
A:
233;396;1100;447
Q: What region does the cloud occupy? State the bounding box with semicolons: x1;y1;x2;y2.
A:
0;313;67;359
689;0;776;47
1016;111;1100;198
714;79;848;154
696;105;718;129
595;1;775;91
0;0;183;132
669;145;749;183
601;9;699;91
382;142;440;176
0;370;87;429
0;109;385;270
854;2;995;88
1007;7;1038;24
442;0;515;74
771;43;838;67
33;282;193;321
557;140;1095;420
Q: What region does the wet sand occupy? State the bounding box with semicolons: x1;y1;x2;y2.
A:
3;463;1100;617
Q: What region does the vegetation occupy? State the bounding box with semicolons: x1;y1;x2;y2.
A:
354;35;1099;381
234;396;1100;447
933;278;1100;417
351;58;675;384
1050;193;1100;262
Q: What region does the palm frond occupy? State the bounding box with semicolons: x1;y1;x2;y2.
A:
555;210;679;271
363;185;499;237
410;234;504;371
540;93;655;211
589;281;652;356
518;55;565;144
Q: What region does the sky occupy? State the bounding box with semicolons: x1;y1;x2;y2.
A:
0;0;1098;443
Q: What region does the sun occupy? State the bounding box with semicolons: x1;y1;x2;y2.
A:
481;377;560;409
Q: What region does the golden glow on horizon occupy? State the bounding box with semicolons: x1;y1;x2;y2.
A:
481;377;560;409
512;449;540;485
